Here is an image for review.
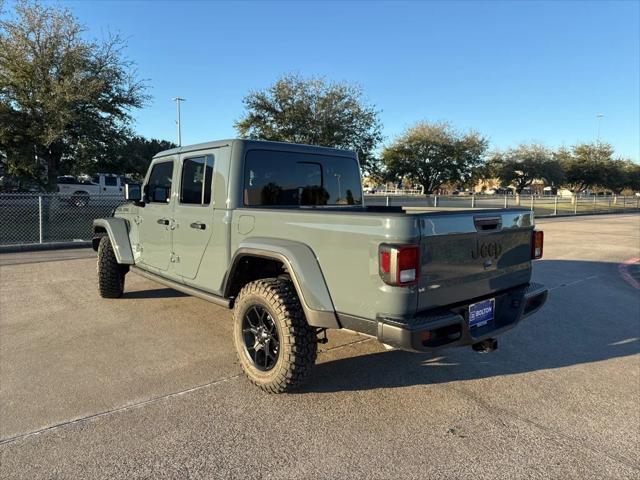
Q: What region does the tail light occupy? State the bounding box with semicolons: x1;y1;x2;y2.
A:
379;244;420;286
531;230;544;260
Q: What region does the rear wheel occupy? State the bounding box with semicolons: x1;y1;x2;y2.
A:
97;236;126;298
72;192;89;207
233;278;317;393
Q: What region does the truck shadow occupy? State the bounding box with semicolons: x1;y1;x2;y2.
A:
123;288;188;299
301;259;640;393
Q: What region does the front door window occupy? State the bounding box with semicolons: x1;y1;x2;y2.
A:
146;161;174;203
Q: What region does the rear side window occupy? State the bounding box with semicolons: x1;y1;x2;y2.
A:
57;176;78;184
146;161;174;203
243;150;362;206
180;155;214;205
104;176;118;187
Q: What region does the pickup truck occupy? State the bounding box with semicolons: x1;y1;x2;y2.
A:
92;139;548;393
58;173;125;206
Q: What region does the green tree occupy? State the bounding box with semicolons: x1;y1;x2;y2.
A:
489;144;564;194
597;158;640;194
111;136;176;178
556;142;614;194
381;122;488;193
623;162;640;193
0;0;148;188
235;74;383;173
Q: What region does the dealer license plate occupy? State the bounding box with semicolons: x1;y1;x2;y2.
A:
469;298;495;328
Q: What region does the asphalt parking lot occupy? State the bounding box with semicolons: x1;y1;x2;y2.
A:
1;214;639;479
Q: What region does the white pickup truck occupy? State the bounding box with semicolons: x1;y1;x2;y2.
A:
57;173;125;206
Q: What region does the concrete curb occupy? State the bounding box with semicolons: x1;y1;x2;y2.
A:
0;241;92;254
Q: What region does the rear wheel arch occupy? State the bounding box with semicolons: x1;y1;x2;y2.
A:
224;254;286;299
225;243;339;329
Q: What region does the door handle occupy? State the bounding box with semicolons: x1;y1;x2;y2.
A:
190;222;206;230
157;218;170;225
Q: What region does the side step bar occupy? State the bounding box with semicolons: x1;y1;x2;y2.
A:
130;266;231;308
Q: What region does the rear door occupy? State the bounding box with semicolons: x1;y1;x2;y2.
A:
102;175;121;196
172;154;215;279
416;209;534;311
138;159;175;271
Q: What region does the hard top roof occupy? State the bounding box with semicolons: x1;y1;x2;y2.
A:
153;139;356;159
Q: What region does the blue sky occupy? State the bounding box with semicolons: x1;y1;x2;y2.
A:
47;0;640;159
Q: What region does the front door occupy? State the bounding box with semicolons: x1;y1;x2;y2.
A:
172;154;215;279
138;159;175;271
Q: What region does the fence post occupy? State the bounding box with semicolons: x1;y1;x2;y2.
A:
554;195;558;215
471;195;475;208
434;195;438;207
623;196;626;209
504;194;508;208
530;195;534;211
38;195;43;244
385;196;389;207
593;195;596;213
574;196;578;215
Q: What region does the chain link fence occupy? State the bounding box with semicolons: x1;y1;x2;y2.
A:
365;193;640;215
0;193;638;247
0;194;125;246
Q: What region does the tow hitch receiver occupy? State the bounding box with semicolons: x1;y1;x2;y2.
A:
472;338;498;353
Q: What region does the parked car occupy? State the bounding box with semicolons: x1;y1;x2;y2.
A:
57;173;125;206
0;175;46;193
93;139;548;393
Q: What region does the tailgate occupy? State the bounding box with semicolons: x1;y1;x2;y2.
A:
417;209;533;311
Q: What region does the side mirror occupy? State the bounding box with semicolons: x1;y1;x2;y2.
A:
125;183;142;202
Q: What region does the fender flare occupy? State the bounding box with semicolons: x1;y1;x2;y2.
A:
92;218;134;265
227;238;339;329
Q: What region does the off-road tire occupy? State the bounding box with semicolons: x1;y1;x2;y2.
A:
233;278;318;393
72;192;90;208
97;236;126;298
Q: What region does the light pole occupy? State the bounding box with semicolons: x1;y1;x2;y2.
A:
172;97;186;146
596;113;604;143
334;173;342;200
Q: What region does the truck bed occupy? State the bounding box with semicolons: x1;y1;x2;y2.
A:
232;206;534;322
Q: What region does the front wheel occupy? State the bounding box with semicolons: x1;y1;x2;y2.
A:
233;278;318;393
97;236;127;298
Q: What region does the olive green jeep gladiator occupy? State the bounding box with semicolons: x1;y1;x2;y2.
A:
93;139;548;392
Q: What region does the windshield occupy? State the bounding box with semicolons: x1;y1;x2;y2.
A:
243;150;362;206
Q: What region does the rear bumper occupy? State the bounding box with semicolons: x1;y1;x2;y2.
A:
375;282;548;353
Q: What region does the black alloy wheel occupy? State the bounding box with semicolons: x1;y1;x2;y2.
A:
242;305;280;371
